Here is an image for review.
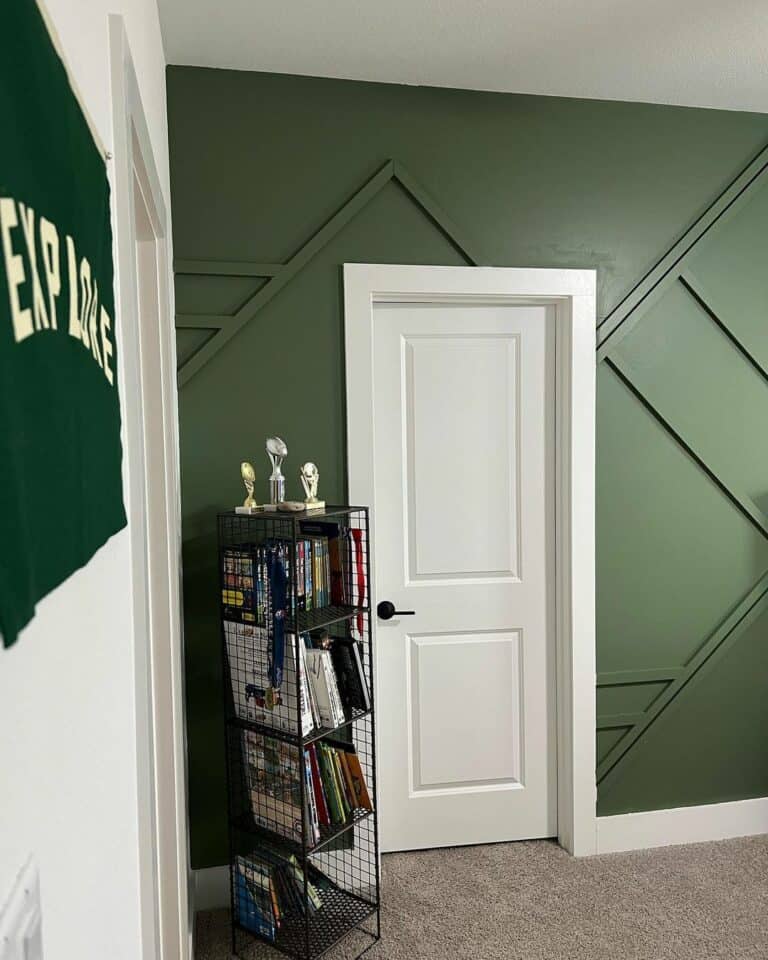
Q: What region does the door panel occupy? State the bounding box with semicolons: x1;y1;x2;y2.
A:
372;300;556;851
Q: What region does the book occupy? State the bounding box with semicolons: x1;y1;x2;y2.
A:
305;648;346;729
222;547;259;622
236;846;327;923
308;744;330;827
330;638;371;717
241;732;307;844
225;624;314;737
342;747;374;811
303;749;320;845
322;650;346;726
316;743;344;824
330;748;351;818
235;855;277;941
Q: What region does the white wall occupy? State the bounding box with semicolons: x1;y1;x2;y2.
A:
0;2;171;958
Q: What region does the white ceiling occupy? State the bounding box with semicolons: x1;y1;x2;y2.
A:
159;0;768;114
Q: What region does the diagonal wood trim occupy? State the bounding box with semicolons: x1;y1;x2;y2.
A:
605;358;768;539
177;160;395;385
177;159;485;386
597;141;768;357
597;668;682;686
597;713;645;730
174;259;282;277
392;161;481;265
679;271;768;383
597;570;768;786
175;314;228;330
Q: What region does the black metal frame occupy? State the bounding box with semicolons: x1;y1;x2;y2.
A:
218;506;381;959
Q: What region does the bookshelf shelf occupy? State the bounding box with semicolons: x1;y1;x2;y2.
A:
230;804;374;858
226;706;373;748
218;507;380;960
286;603;369;634
234;887;377;960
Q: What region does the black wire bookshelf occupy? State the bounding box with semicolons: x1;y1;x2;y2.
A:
218;507;381;960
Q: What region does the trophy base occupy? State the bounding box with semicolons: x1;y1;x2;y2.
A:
235;505;263;514
304;500;326;512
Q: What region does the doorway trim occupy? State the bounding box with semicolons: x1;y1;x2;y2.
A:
109;17;191;958
343;263;597;857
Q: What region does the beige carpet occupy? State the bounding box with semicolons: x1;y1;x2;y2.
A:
196;835;768;959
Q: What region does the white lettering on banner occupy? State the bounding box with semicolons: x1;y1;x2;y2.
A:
18;202;49;331
78;255;92;349
66;234;80;340
0;197;34;343
40;216;60;330
1;196;116;387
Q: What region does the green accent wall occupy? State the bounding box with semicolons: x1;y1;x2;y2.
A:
166;67;768;869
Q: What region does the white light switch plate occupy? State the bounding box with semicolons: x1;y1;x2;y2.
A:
0;859;42;960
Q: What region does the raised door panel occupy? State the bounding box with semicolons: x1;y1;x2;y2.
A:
403;333;520;583
408;631;522;794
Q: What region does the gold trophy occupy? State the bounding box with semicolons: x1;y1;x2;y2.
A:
300;461;325;511
235;461;262;513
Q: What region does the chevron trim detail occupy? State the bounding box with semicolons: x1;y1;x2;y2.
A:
175;159;482;385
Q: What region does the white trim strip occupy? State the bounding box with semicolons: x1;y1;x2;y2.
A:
596;797;768;854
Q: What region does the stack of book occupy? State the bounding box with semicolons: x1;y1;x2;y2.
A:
225;625;370;736
221;520;368;621
235;846;330;942
241;731;373;847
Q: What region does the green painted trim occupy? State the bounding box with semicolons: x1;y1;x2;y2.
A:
597;140;768;360
597;668;682;686
177;159;484;386
175;314;227;330
605;358;768;539
596;713;645;730
177;160;394;384
174;259;283;277
391;161;481;265
597;570;768;785
679;270;768;382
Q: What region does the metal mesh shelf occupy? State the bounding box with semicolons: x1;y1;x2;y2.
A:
219;506;380;960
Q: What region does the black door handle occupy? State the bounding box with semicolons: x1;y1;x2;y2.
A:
376;600;415;621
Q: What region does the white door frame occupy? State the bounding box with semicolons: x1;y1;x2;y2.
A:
343;263;597;857
109;17;191;958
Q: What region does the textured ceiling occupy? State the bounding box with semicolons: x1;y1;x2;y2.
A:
158;0;768;113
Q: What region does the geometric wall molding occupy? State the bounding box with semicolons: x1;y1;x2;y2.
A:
604;356;768;539
597;140;768;361
597;568;768;788
593;140;768;794
173;132;768;803
175;158;483;386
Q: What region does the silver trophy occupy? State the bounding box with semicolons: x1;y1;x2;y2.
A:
266;436;288;505
300;461;325;511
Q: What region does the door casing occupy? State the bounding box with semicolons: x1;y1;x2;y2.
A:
343;263;597;857
109;17;191;958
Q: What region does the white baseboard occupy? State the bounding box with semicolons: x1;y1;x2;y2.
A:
193;865;229;912
596;796;768;855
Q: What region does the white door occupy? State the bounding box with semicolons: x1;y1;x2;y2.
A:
347;270;557;853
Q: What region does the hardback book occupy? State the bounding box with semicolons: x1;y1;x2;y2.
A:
330;638;371;717
316;743;345;824
342;747;373;811
304;648;346;728
242;731;316;844
225;624;314;737
235;855;278;942
307;744;330;827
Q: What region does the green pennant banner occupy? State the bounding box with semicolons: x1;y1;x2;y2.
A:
0;0;127;647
